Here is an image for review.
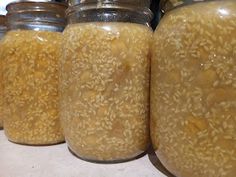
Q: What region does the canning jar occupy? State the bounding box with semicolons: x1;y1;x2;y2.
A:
60;0;153;162
1;1;67;145
0;15;6;129
151;0;236;177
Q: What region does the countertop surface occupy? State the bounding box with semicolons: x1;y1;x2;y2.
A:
0;130;173;177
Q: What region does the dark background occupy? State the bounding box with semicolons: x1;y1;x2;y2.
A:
150;0;160;30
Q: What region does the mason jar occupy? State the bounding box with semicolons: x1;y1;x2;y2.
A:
1;0;67;145
60;0;153;162
0;15;7;130
151;0;236;177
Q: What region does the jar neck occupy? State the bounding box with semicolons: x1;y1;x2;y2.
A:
0;27;6;40
6;1;67;32
0;15;7;39
67;2;153;26
160;0;222;15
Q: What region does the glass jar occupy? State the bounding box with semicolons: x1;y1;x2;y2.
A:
0;15;7;130
1;0;67;145
60;0;153;162
151;0;236;177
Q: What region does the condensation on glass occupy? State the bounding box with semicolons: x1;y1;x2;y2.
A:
1;1;67;145
0;15;7;129
151;0;236;177
60;0;153;162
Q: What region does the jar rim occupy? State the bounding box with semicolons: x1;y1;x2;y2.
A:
6;1;68;13
160;0;220;14
66;2;153;22
6;0;67;4
68;0;151;7
0;15;6;25
6;1;67;32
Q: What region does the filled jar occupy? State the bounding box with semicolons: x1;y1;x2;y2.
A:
1;1;67;145
0;15;7;129
60;0;153;162
151;0;236;177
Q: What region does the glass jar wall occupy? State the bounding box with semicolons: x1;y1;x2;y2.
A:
60;0;153;162
1;1;67;145
0;15;6;129
151;0;236;177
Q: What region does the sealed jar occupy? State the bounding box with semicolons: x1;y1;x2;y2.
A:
151;0;236;177
0;15;7;129
60;0;153;162
1;0;67;145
